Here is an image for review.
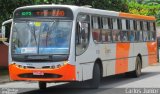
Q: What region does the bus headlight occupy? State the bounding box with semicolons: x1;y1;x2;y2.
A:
63;61;68;65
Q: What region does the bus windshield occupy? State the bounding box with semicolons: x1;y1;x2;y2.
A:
11;20;72;55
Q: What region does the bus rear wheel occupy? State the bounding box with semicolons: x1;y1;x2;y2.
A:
134;56;142;77
125;56;142;77
39;82;47;89
89;63;100;89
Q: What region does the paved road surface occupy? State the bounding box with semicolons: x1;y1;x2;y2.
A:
0;64;160;94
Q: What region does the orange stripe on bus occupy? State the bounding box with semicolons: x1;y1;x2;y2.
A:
116;43;130;74
119;12;156;21
9;64;76;82
147;42;157;65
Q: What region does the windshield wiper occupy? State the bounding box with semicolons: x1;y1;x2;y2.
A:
45;22;56;46
27;22;38;46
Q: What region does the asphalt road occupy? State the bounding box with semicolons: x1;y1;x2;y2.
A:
0;64;160;94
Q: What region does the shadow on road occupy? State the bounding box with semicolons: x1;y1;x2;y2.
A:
18;71;160;94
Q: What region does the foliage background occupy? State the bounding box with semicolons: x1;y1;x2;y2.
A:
1;0;160;25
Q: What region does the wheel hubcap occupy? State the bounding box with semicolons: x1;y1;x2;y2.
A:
137;61;141;76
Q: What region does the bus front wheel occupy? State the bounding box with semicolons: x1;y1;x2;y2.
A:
39;82;47;89
89;63;100;89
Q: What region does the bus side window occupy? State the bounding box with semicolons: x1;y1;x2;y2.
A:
129;20;135;42
143;21;149;41
135;21;143;41
112;18;121;42
101;17;111;42
113;30;120;42
120;19;129;42
3;23;12;43
150;22;156;41
92;16;101;42
76;14;90;55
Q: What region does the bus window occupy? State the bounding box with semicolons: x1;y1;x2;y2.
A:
137;21;141;31
92;16;101;42
3;22;12;43
112;18;118;30
108;18;113;29
122;19;127;30
143;21;149;41
76;14;90;55
129;20;135;42
101;30;111;42
135;21;143;41
130;20;134;31
147;22;152;41
129;31;135;42
133;20;137;30
102;17;109;29
120;31;129;42
117;19;122;30
102;17;111;42
150;22;156;41
112;18;121;42
126;19;130;30
135;31;142;42
113;30;120;42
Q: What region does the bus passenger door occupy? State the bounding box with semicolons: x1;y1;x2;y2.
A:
75;14;93;81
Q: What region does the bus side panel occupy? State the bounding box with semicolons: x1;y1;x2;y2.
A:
76;42;98;81
147;42;157;65
102;60;116;76
115;43;130;74
128;43;136;72
81;63;94;81
99;44;116;77
134;43;149;68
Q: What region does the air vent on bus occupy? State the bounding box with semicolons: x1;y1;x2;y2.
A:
42;66;51;69
26;66;35;69
18;73;62;78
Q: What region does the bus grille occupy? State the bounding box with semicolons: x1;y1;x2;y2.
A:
18;73;62;78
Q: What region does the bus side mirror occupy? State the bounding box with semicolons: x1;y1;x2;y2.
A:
1;25;9;46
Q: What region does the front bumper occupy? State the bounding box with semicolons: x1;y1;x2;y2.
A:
9;64;76;82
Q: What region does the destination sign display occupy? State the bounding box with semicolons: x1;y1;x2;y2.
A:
14;8;73;20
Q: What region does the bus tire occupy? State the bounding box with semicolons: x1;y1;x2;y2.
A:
39;82;47;89
89;63;100;89
126;56;142;77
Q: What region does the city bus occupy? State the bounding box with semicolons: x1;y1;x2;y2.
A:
1;19;12;45
2;5;157;89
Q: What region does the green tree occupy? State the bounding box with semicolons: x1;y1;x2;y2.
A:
127;0;160;25
0;0;129;25
0;0;33;25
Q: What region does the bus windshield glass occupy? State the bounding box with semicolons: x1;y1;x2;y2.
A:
11;20;72;55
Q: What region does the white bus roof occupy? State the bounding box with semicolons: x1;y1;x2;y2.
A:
14;4;119;17
14;4;155;21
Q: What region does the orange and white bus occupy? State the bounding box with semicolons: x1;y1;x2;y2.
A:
2;5;157;89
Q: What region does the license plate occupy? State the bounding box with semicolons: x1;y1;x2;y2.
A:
33;71;44;75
